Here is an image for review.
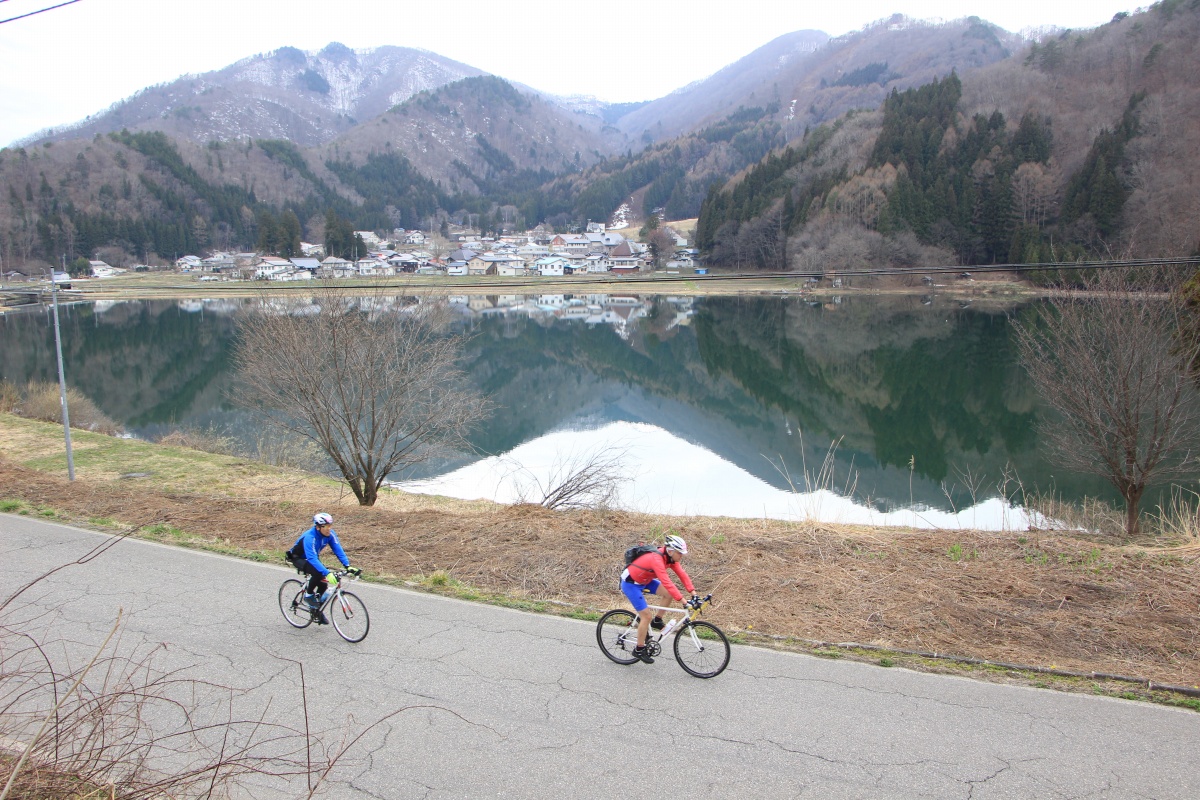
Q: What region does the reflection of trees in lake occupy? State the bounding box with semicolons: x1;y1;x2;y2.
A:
693;295;1041;482
0;301;238;427
456;295;1076;507
1;295;1113;507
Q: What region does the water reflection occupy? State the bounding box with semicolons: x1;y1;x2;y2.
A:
396;420;1035;530
0;292;1118;521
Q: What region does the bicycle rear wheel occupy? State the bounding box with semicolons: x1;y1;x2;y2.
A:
278;579;313;629
329;590;369;643
596;609;640;665
674;621;730;678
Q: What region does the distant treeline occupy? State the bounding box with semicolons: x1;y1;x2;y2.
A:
695;71;1148;273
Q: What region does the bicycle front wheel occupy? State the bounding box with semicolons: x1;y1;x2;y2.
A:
674;621;730;678
596;609;640;665
329;590;370;643
278;579;313;629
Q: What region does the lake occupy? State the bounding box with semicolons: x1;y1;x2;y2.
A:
0;293;1120;527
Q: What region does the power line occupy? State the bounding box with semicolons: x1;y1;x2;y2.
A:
0;0;83;25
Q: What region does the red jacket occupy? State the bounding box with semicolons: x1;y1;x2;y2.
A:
626;548;695;601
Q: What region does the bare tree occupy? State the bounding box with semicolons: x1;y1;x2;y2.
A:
645;228;676;269
1012;267;1200;537
504;446;631;510
231;285;491;506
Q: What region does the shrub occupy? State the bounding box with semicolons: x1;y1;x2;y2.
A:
16;381;122;435
155;426;237;456
0;380;18;413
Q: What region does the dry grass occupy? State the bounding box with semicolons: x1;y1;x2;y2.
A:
1;418;1198;687
0;381;18;415
10;382;121;436
0;757;111;800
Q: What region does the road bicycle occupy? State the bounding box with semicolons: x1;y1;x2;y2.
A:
278;569;370;643
596;593;729;678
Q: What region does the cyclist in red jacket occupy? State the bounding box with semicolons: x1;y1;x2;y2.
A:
620;534;698;664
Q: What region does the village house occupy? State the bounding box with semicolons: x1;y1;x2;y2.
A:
88;260;120;278
466;255;495;276
356;258;394;277
495;257;527;277
548;234;583;254
388;252;421;272
175;255;203;271
663;228;689;248
254;256;293;280
584;253;610;273
445;261;469;276
517;243;550;261
290;257;321;278
607;241;642;273
200;253;236;273
534;256;569;277
355;231;383;249
318;256;355;279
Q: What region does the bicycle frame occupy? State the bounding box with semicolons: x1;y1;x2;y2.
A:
636;597;711;647
315;571;359;613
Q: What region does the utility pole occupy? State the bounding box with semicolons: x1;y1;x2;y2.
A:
53;257;75;480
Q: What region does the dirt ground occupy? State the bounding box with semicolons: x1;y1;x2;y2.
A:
2;451;1197;690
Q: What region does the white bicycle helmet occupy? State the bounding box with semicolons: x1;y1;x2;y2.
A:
313;512;333;526
664;534;688;555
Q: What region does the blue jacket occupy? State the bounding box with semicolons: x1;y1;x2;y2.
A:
291;525;349;577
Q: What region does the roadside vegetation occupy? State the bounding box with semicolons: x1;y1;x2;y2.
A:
1;412;1196;703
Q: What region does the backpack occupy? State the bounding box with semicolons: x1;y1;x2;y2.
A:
624;543;659;566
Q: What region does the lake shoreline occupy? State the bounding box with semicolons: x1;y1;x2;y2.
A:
2;270;1040;310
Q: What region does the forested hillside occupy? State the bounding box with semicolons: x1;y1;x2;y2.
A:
0;75;616;270
695;0;1200;270
616;17;1014;143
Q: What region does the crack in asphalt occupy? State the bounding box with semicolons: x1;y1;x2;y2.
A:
962;759;1012;799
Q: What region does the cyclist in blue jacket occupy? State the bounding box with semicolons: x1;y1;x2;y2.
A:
286;512;361;625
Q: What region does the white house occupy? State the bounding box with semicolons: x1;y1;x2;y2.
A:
446;261;469;276
584;254;610;273
356;258;394;277
255;257;292;280
175;255;202;271
89;260;119;278
496;259;527;277
534;256;569;277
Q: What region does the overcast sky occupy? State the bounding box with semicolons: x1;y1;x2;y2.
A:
0;0;1137;147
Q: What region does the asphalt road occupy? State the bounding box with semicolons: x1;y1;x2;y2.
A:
2;514;1196;799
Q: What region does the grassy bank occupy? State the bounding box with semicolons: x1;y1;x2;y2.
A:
0;413;1196;709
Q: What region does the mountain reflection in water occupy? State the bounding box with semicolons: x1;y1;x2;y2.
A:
0;292;1119;523
397;421;1036;530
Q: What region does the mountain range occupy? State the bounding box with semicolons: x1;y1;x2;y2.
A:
1;3;1196;272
